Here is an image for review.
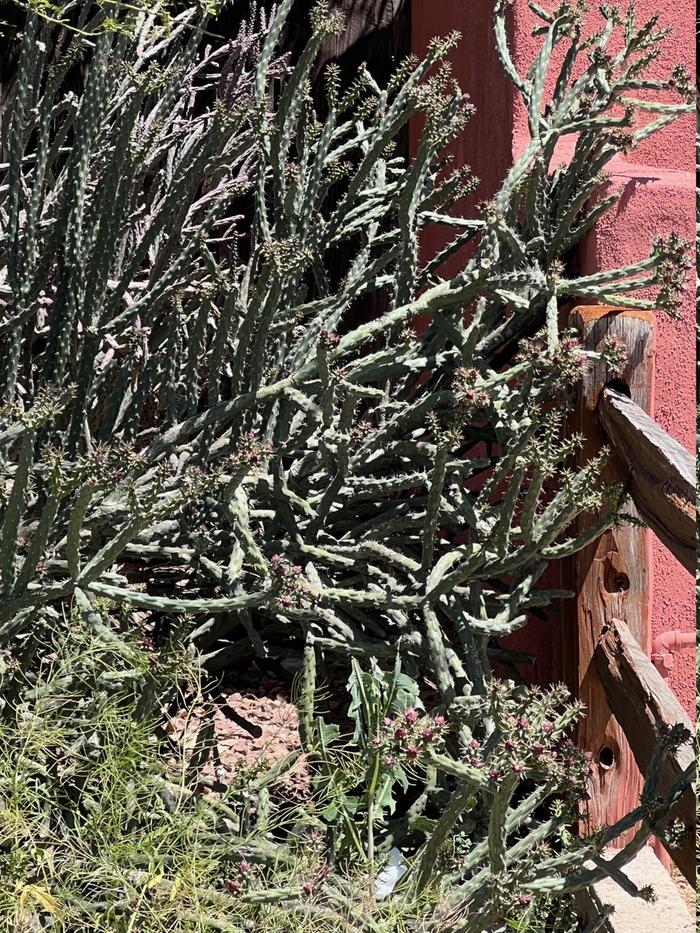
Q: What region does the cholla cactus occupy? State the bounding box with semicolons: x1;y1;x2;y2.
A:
0;0;694;925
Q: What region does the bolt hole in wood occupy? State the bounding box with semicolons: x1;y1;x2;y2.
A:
598;745;616;770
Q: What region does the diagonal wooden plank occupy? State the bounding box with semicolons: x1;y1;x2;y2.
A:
598;387;695;574
595;617;695;884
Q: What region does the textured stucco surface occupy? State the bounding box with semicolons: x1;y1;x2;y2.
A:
510;1;695;173
412;2;696;718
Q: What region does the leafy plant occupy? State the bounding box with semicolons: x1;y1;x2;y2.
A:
0;0;695;929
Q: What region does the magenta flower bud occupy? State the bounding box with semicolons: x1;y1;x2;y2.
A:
238;860;252;874
512;761;525;774
383;755;395;767
382;717;394;727
403;707;418;724
395;726;408;740
433;715;446;729
469;738;480;750
421;727;435;743
505;739;516;752
469;757;480;767
542;721;555;734
406;745;419;759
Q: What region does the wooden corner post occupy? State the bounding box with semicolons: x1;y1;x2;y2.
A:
563;306;654;843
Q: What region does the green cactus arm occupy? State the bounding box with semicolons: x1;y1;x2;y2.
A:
0;429;35;594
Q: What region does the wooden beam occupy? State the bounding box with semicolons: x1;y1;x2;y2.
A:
598;387;695;574
563;307;653;845
595;617;695;885
317;0;408;70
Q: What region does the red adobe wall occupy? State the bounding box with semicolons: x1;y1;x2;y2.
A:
412;1;696;718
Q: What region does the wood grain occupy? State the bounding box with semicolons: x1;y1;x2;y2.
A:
563;307;654;845
317;0;408;72
595;617;695;884
598;387;695;574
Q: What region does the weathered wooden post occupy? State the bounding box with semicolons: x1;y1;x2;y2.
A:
563;306;654;843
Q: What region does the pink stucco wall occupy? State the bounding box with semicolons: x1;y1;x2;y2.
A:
412;2;696;717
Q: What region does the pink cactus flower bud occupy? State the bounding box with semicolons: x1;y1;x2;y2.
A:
403;707;418;724
531;742;545;755
406;745;419;760
433;715;446;729
512;761;525;774
469;738;480;750
421;727;435;743
505;739;516;752
395;726;408;740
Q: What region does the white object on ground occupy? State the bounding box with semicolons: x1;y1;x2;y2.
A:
373;847;409;899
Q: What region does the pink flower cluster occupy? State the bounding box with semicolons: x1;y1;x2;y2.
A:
374;707;447;768
349;419;373;443
319;329;340;350
270;554;310;609
226;858;255;895
466;706;588;793
516;331;589;386
231;431;273;470
600;333;629;378
452;367;489;416
86;440;143;486
550;336;589;384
